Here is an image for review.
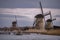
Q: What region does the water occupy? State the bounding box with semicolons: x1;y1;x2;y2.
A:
0;34;60;40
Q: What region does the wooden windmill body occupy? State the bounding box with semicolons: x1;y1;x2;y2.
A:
34;14;45;30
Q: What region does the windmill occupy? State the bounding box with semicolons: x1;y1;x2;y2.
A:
12;15;17;27
33;1;56;30
33;1;45;30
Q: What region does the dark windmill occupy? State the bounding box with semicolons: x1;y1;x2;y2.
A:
12;15;17;27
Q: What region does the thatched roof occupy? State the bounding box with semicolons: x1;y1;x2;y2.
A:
46;19;52;22
35;14;44;18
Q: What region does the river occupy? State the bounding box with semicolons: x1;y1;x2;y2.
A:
0;34;60;40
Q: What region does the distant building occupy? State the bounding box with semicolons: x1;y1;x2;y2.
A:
12;21;17;27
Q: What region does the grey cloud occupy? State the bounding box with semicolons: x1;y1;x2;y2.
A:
0;0;60;9
0;14;28;18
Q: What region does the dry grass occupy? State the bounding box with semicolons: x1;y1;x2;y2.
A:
40;29;60;36
24;29;60;36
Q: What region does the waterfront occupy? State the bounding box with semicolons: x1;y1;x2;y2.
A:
0;34;60;40
0;0;60;40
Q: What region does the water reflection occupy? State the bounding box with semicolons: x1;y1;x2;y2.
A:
0;34;60;40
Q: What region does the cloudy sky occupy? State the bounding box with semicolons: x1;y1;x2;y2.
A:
0;0;60;27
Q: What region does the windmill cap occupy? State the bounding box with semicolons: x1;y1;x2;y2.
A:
35;14;44;18
46;19;52;22
12;21;17;24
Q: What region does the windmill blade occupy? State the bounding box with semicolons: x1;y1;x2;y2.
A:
33;21;35;27
39;1;46;27
44;13;50;16
33;19;36;27
14;15;18;27
52;18;56;21
39;1;43;15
